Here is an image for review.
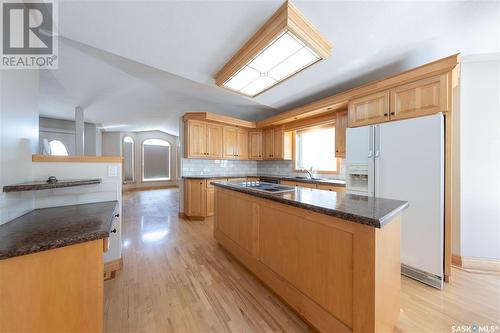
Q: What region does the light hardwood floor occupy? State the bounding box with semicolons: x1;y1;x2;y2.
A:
105;189;500;333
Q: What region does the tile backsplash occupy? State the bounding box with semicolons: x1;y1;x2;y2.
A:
182;159;258;176
182;159;346;180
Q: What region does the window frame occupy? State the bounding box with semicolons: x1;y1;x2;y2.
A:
122;136;135;184
141;139;171;182
292;123;340;174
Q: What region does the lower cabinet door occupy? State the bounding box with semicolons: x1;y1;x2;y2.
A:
185;179;206;217
206;187;215;216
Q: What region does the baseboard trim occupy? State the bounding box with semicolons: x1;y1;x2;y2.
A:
104;258;123;280
123;185;178;192
452;255;462;267
452;255;499;272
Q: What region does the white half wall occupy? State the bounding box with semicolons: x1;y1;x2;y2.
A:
0;70;39;225
458;54;500;260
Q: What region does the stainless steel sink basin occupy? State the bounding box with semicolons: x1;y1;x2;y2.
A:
293;176;322;180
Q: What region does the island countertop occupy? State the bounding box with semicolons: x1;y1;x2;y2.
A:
213;181;408;228
0;201;118;260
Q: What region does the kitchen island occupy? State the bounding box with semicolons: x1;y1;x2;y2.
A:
213;181;408;333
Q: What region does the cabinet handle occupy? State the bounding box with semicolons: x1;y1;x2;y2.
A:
110;229;117;233
114;213;120;218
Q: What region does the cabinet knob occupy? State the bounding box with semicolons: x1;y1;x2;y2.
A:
384;113;388;116
335;150;339;153
110;229;117;233
114;213;120;218
390;112;395;116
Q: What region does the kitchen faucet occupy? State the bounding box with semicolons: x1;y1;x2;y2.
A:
305;167;314;179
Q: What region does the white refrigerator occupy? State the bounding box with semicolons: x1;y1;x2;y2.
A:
346;114;444;289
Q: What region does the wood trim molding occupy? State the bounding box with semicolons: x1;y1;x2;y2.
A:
104;258;123;281
32;155;123;163
452;255;500;272
123;185;178;192
183;112;256;129
256;54;460;127
214;1;332;92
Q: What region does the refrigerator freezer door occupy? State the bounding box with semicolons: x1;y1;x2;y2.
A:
376;114;444;286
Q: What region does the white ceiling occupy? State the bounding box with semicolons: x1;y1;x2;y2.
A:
40;0;500;136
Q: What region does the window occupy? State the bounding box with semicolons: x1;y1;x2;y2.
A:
49;140;69;156
142;139;171;181
294;125;338;173
122;136;135;183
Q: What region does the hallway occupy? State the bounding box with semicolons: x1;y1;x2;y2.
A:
104;189;500;333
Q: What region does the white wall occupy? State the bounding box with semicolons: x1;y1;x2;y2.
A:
39;117;99;156
0;70;39;225
102;130;179;190
458;54;500;260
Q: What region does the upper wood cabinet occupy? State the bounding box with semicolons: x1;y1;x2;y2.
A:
347;74;449;127
186;120;206;158
206;123;223;158
249;131;263;160
223;127;238;159
263;127;292;160
185;120;223;159
263;128;275;159
390;74;448;121
335;110;348;158
223;127;249;160
348;91;389;127
237;129;249;160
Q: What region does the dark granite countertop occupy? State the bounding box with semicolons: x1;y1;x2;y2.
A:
213;182;408;228
3;178;101;192
0;201;118;260
182;175;346;187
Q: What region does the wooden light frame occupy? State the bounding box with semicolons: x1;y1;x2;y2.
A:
215;1;332;97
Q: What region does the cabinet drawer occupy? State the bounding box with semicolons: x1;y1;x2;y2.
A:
316;184;346;192
282;180;317;189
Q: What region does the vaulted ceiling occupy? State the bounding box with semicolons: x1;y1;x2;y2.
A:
40;0;499;135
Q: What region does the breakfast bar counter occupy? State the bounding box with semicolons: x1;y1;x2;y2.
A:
213;182;408;333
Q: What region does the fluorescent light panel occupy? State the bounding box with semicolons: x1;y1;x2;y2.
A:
223;31;320;97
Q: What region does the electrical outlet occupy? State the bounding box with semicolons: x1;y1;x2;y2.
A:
108;165;118;177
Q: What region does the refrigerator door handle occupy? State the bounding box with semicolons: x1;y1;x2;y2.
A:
374;125;380;158
368;126;374;158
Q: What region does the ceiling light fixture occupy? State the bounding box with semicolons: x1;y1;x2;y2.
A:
215;1;332;98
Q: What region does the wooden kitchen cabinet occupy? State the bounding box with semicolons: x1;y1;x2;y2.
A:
390;74;448;121
206;187;215;216
335;110;348;158
316;184;346;192
248;131;263;160
185;120;222;159
184;179;206;218
348;91;389;127
206;123;223;158
263;127;292;160
223;127;249;160
282;180;317;189
223;127;238;159
263;128;275;159
0;240;105;333
237;129;249;160
186;120;206;158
